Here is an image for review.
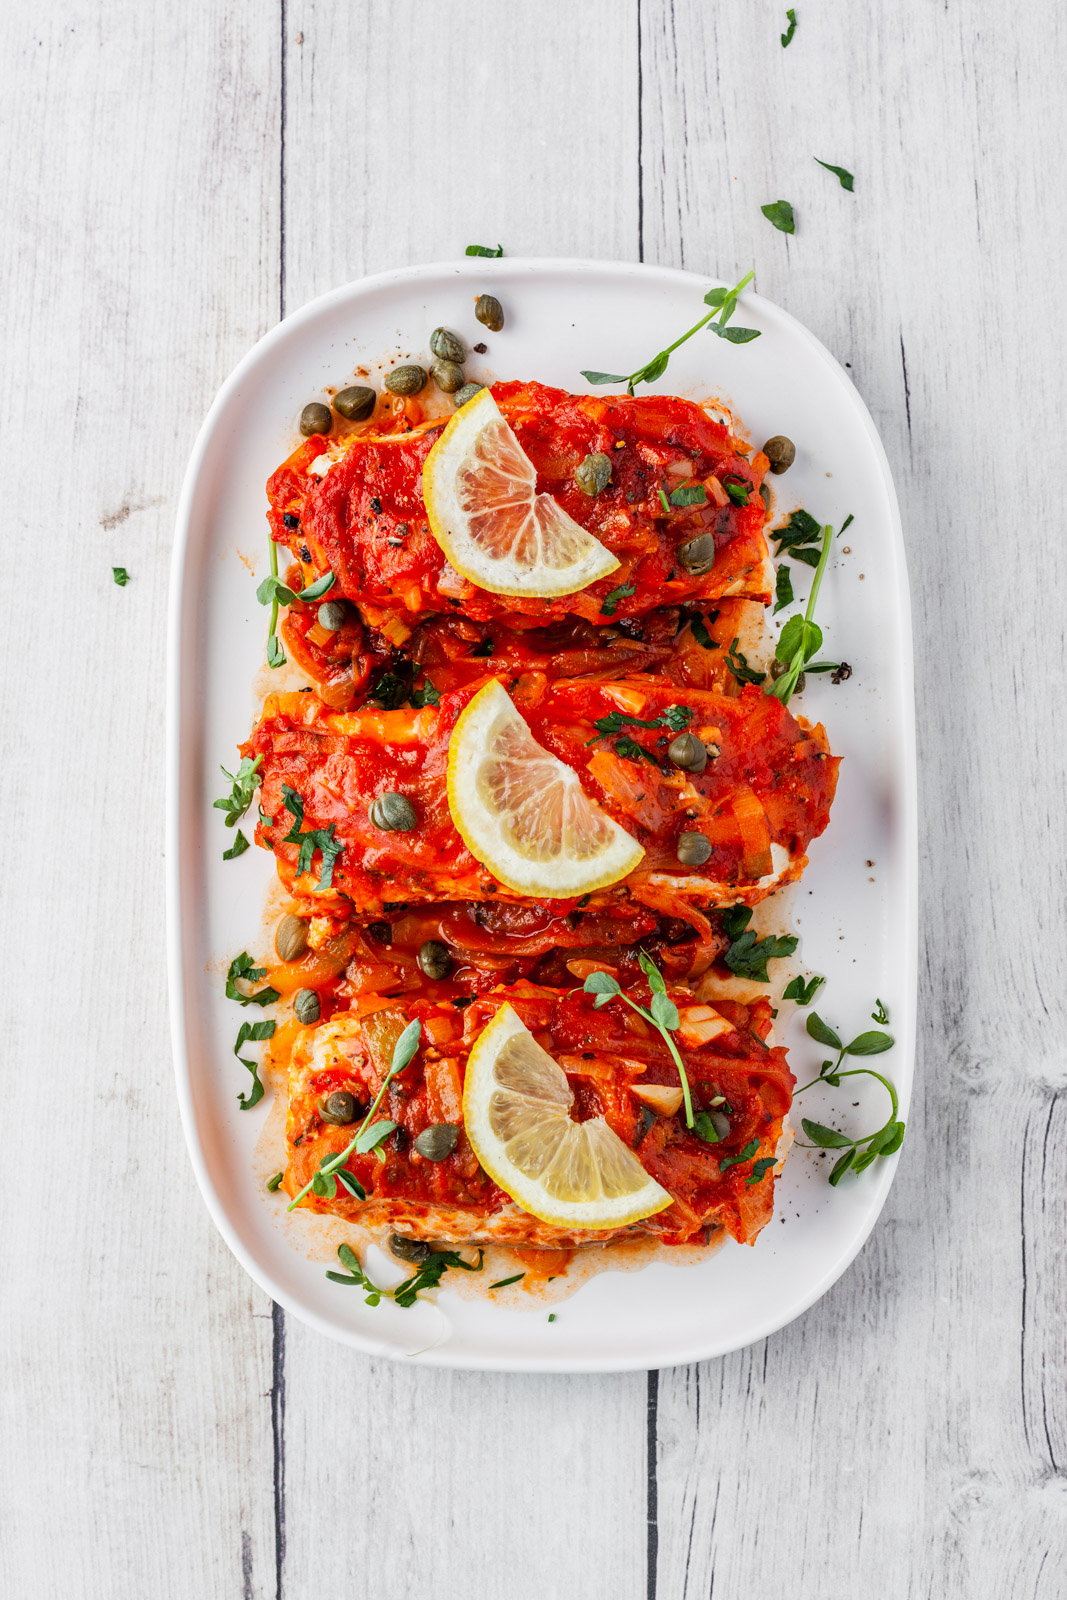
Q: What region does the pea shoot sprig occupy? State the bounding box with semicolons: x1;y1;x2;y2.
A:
794;1008;905;1184
583;953;695;1127
581;270;760;396
257;539;336;668
288;1018;422;1211
326;1241;484;1306
765;522;842;705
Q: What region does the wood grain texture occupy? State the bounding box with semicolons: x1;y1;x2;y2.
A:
3;0;1066;1595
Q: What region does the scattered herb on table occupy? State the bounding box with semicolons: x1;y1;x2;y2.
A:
225;952;280;1008
725;637;765;687
465;243;503;257
781;8;797;46
719;907;798;982
688;612;719;649
670;483;708;508
289;1018;423;1211
234;1018;275;1110
327;1240;484;1306
814;157;855;192
761;200;796;235
112;566;130;586
222;830;250;860
722;478;751;507
783;973;825;1006
584;953;695;1127
580;269;760;396
795;1010;904;1184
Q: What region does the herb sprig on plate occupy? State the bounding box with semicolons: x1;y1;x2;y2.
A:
719;907;798;982
257;539;336;668
327;1240;484;1306
583;953;695;1128
288;1018;423;1211
765;523;842;706
795;1010;905;1184
581;270;760;396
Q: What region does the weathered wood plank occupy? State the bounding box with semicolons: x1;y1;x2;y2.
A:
0;4;281;1596
645;0;1067;1594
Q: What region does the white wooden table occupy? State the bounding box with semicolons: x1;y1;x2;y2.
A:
4;2;1065;1594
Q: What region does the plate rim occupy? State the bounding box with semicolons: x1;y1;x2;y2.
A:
166;256;917;1372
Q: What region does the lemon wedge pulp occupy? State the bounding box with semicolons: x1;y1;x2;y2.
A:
462;1004;672;1230
421;387;620;597
446;679;645;897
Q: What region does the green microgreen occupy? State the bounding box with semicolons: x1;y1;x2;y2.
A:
222;830;249;860
725;637;765;687
718;907;798;982
234;1018;275;1110
794;1008;904;1184
814;157;854;191
367;664;441;711
280;783;343;891
580;270;760;396
263;539;286;667
722;478;751;507
583;953;695;1128
773;508;822;561
326;1240;484;1306
872;998;889;1025
762;200;796;234
465;243;503;257
781;8;797;46
225;952;280;1009
214;754;263;829
257;539;336;667
783;973;825;1006
614;736;658;766
112;566;130;586
601;581;637;617
289;1019;423;1211
765;523;842;706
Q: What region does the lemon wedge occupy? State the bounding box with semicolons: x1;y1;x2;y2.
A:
421;387;620;597
462;1003;672;1230
447;679;645;896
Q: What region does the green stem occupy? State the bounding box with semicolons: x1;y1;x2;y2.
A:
267;538;282;667
805;524;833;622
288;1060;399;1212
793;1061;899;1148
617;993;695;1128
626;270;756;393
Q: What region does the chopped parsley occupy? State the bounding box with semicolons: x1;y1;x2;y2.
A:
225;952;279;1009
588;704;692;743
222;830;250;860
669;483;708;508
773;564;794;614
783;973;825;1006
112;566;129;586
488;1273;526;1291
718;1139;759;1172
601;581;637;616
688;612;719;649
814;157;854;192
761;200;796;234
214;754;263;828
280;783;343;891
722;478;751;507
725;637;765;686
781;8;797;46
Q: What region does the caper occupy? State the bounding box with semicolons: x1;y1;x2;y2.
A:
676;831;712;867
677;533;716;575
453;382;485;408
431;358;465;394
771;658;805;695
368;792;418;832
429;326;466;363
275;913;308;963
319;1090;358;1125
384;364;427;396
575;451;613;497
759;483;771;509
299;402;332;437
317;599;348;632
417;939;453;980
763;436;796;474
475;294;504;332
667;731;708;774
414;1123;459;1161
334;385;376;422
389;1233;432;1264
293;988;321;1025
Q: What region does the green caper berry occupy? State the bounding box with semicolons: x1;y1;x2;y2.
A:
299;402;332;437
453;382;485;408
429;326;465;363
317;599;348;632
414;1123;459;1161
574;452;613;497
763;435;796;474
759;483;771;509
474;294;504;332
368;792;418;832
333;385;377;422
293;988;321;1025
678;534;716;575
389;1233;432;1264
417;940;453;980
384;364;427;396
431;359;465;394
667;731;708;774
319;1090;358;1125
676;831;712;867
275;913;308;963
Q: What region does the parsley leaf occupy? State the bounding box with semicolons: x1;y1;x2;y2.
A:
112;566;129;586
814;157;854;192
214;754;263;828
588;704;693;743
783;973;824;1005
723;930;799;982
601;581;637;616
872;998;889;1025
410;678;440;708
226;952;280;1008
280;785;343;890
725;637;765;686
234;1018;275;1109
222;830;250;860
773;508;822;556
614;736;658;765
688;612;719;649
781;7;797;46
722;478;751;507
692;1111;724;1145
719;1138;760;1172
794;1003;904;1184
761;200;796;234
773;564;794;614
669;483;708;508
465;243;503;257
720;906;752;941
765;522;838;706
581;269;759;395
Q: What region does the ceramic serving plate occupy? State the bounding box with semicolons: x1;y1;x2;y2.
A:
167;258;916;1371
